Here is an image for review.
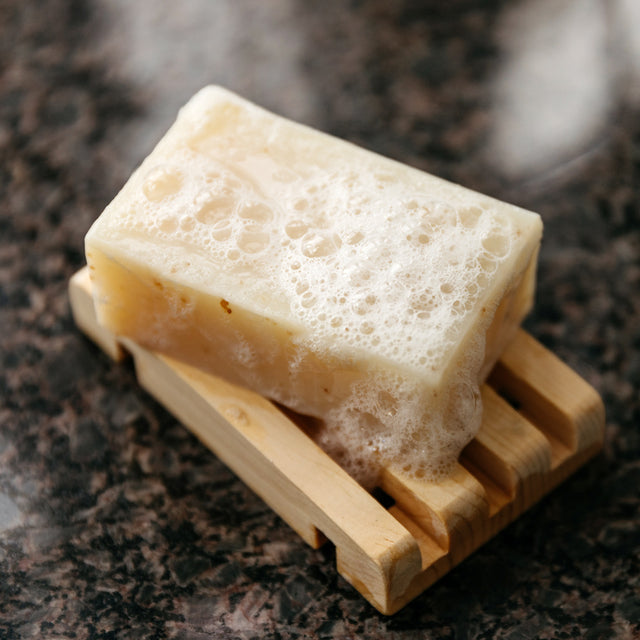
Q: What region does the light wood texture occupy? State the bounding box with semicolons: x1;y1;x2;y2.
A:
69;267;605;614
69;269;125;361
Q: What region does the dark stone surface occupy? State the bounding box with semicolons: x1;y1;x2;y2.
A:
1;0;638;638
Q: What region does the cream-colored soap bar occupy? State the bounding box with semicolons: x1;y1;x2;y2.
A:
86;86;542;487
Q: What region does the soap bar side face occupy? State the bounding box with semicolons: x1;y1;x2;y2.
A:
86;86;542;486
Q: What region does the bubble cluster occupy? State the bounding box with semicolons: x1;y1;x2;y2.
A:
91;86;542;487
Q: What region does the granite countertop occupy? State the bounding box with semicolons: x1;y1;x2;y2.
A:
2;1;639;638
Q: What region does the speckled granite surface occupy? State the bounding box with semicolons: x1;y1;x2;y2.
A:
1;1;639;638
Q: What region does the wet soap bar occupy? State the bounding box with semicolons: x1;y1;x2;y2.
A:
85;86;542;487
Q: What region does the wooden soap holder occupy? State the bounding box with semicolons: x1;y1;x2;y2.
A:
69;267;605;614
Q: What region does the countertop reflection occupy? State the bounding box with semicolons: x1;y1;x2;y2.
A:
1;1;638;638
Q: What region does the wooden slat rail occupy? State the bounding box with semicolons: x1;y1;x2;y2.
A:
69;267;605;614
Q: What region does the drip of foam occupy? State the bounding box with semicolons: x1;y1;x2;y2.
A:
87;86;543;487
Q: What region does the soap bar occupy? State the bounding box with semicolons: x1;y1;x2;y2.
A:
85;86;542;487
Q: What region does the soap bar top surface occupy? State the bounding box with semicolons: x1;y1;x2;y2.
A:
86;86;542;485
87;86;541;384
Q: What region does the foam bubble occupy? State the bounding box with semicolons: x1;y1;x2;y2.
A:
142;166;183;201
237;228;270;254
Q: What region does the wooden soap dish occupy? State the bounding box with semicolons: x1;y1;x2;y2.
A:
69;267;605;614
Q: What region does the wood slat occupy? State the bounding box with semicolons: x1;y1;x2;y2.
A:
69;267;605;614
380;464;488;560
489;329;605;456
461;387;553;515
